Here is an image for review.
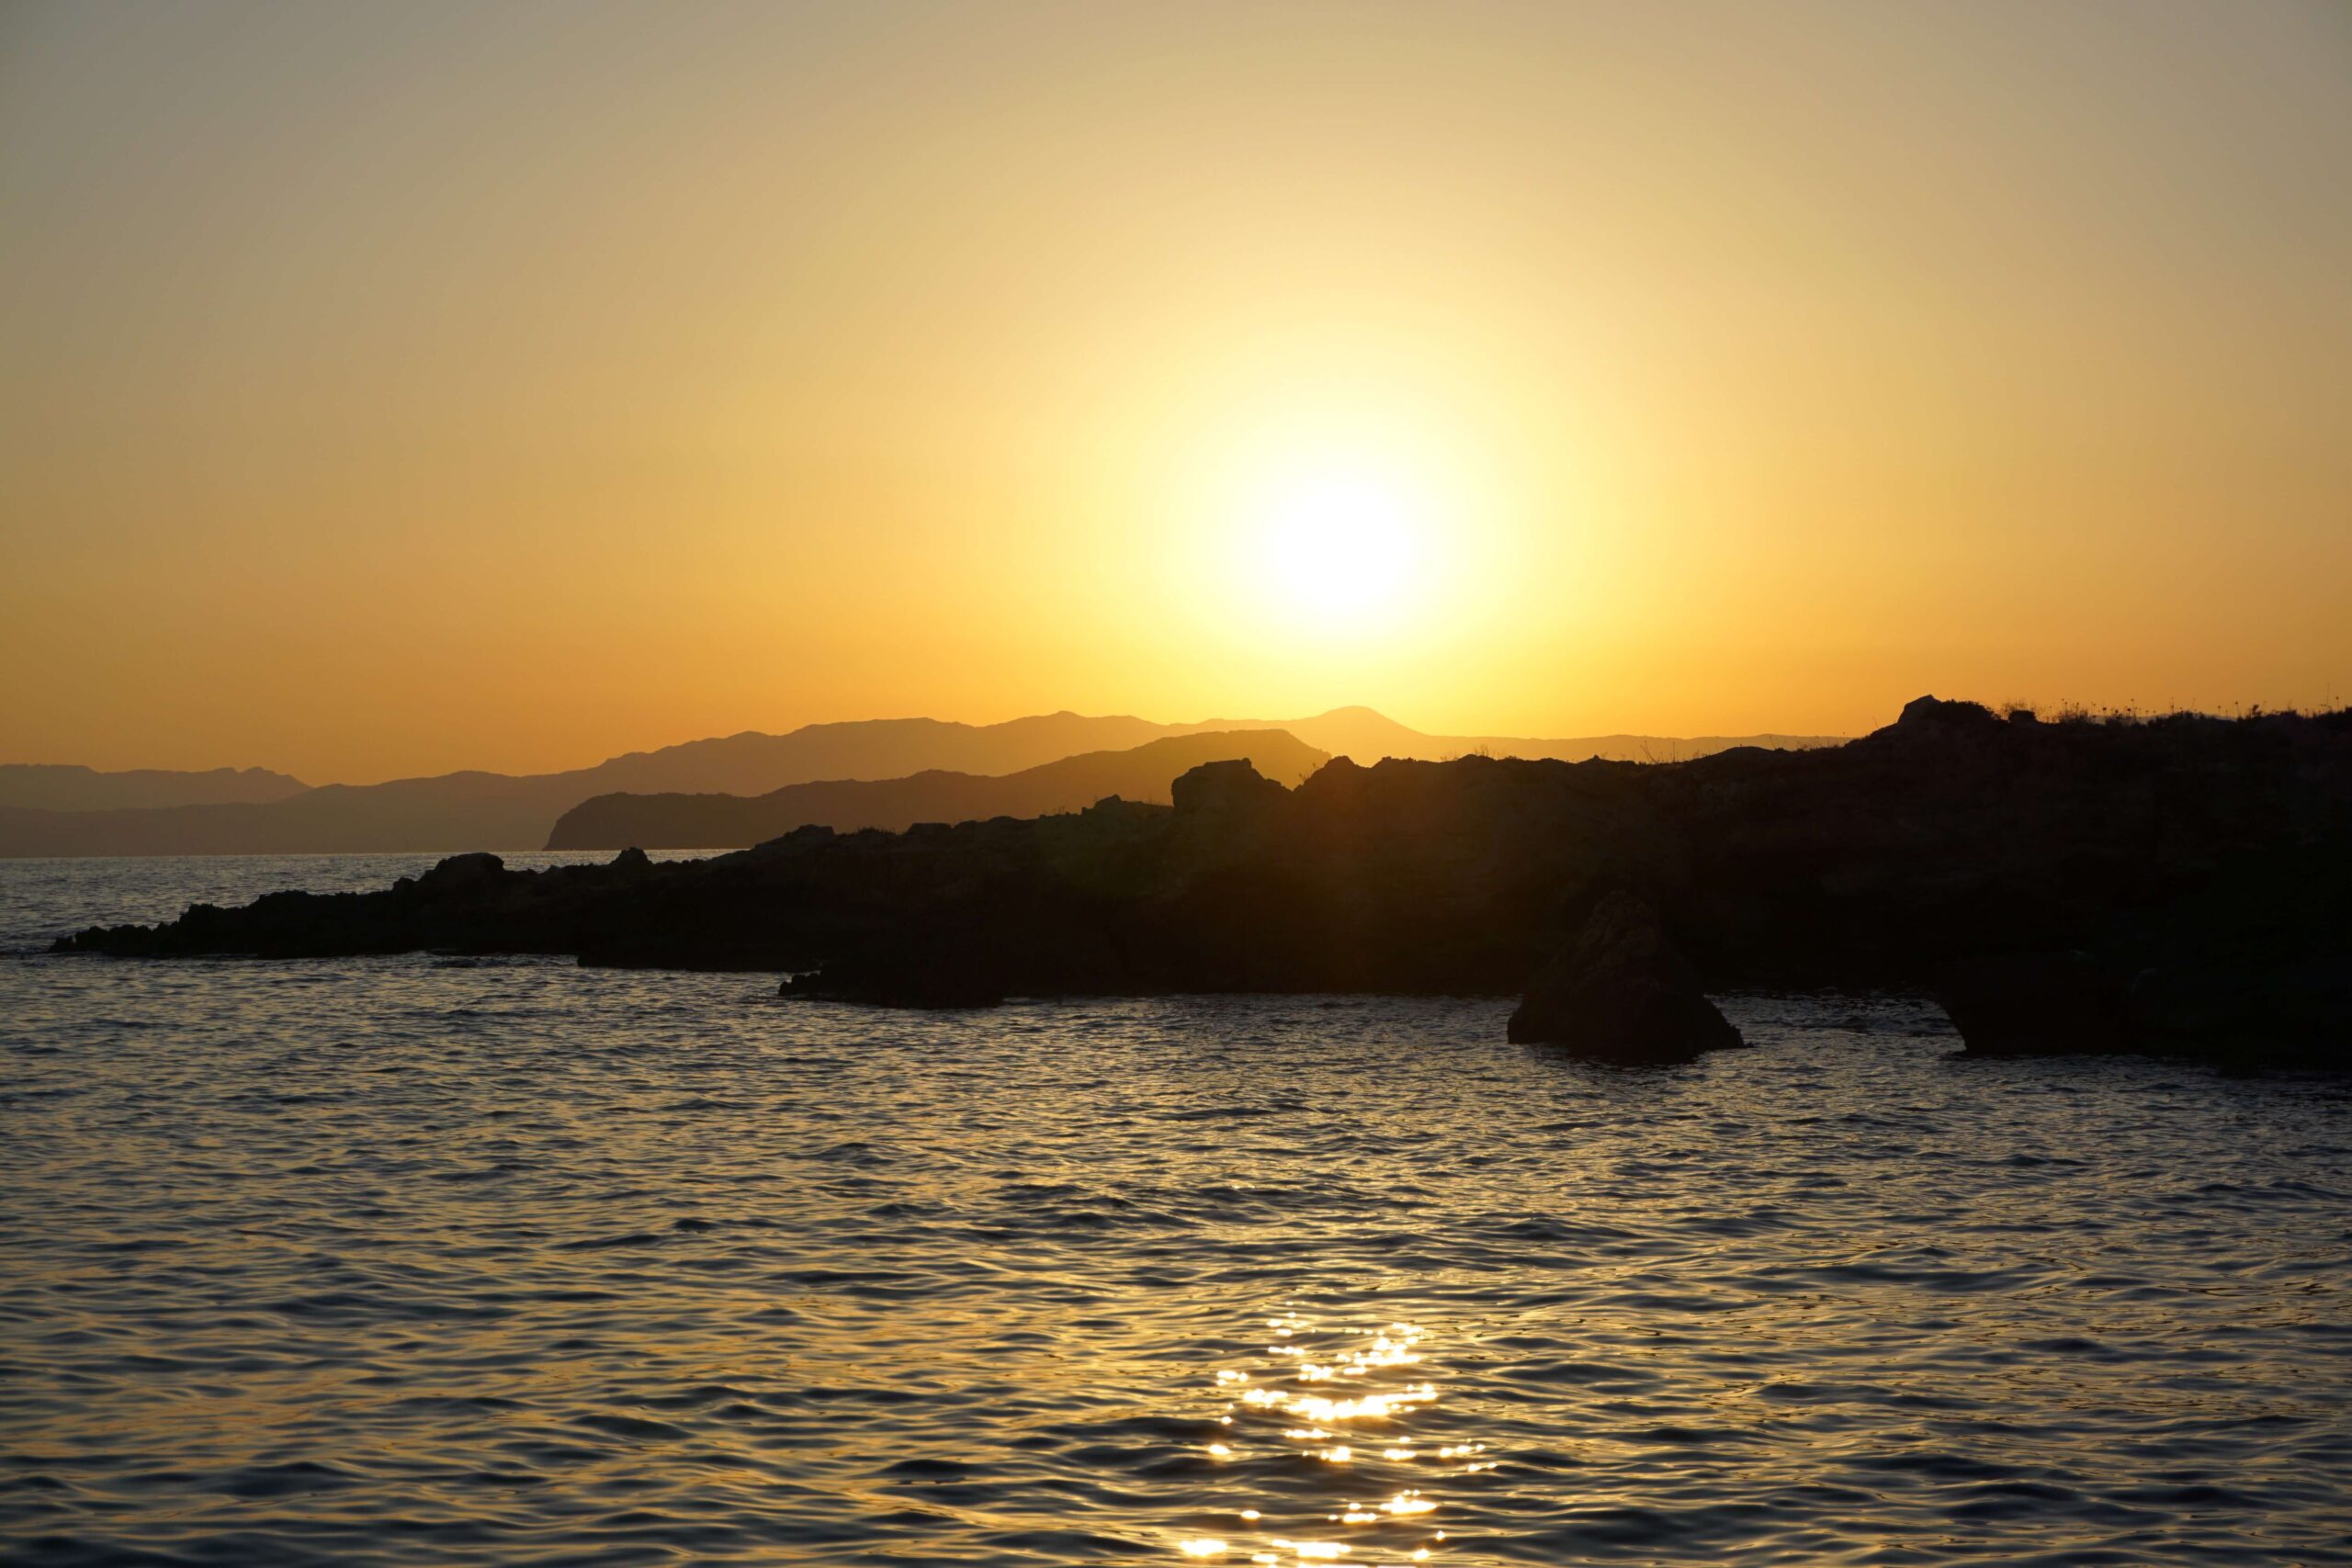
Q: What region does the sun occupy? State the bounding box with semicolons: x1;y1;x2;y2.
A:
1256;464;1425;626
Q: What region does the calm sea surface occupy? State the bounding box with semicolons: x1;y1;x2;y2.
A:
4;854;2349;1567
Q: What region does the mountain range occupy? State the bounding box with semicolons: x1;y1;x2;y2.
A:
0;708;1841;858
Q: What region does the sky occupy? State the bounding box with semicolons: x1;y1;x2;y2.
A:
4;0;2348;784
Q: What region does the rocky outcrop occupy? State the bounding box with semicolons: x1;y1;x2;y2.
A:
1506;893;1744;1061
1875;694;2006;738
53;699;2352;1067
414;851;507;894
1169;757;1290;817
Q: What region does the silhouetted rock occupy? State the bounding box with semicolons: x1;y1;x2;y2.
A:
418;852;506;893
1936;952;2131;1055
1507;893;1744;1060
1894;694;2000;729
1170;757;1288;817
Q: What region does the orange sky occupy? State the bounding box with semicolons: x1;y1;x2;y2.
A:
5;1;2348;784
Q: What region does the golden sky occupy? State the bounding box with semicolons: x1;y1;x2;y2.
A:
5;1;2348;784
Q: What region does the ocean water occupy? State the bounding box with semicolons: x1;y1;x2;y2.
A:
3;856;2349;1567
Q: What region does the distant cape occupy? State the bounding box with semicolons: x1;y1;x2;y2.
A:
0;708;1840;858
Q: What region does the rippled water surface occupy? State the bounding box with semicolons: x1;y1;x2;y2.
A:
5;856;2350;1566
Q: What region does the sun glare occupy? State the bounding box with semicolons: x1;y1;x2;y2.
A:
1258;466;1425;626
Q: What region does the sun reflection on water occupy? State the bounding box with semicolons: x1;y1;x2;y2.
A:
1170;1308;1481;1566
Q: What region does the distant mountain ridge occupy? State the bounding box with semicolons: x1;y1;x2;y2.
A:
546;731;1331;849
0;709;1843;858
0;763;309;812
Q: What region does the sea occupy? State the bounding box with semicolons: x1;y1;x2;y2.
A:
3;853;2349;1567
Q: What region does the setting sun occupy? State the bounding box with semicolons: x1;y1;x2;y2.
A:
1257;464;1426;626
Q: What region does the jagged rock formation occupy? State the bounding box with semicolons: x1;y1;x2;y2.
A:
55;698;2352;1066
1507;892;1745;1060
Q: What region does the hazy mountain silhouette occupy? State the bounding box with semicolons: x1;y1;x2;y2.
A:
0;707;1838;858
546;731;1330;849
575;712;1178;793
0;763;308;812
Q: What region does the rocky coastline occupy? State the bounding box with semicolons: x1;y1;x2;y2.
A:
54;698;2352;1068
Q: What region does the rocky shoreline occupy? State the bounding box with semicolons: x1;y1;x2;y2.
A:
55;698;2352;1068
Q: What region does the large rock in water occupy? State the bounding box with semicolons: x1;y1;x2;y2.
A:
1938;946;2352;1066
1506;893;1745;1061
2126;959;2352;1069
1935;952;2131;1055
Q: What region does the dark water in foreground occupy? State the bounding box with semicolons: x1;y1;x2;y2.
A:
4;857;2350;1567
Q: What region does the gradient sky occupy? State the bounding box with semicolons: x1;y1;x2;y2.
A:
5;1;2348;784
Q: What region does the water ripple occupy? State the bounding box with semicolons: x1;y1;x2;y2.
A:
2;858;2350;1564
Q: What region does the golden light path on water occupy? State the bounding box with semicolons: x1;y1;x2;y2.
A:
1170;1308;1491;1567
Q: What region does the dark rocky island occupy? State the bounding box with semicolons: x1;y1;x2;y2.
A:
56;698;2352;1068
